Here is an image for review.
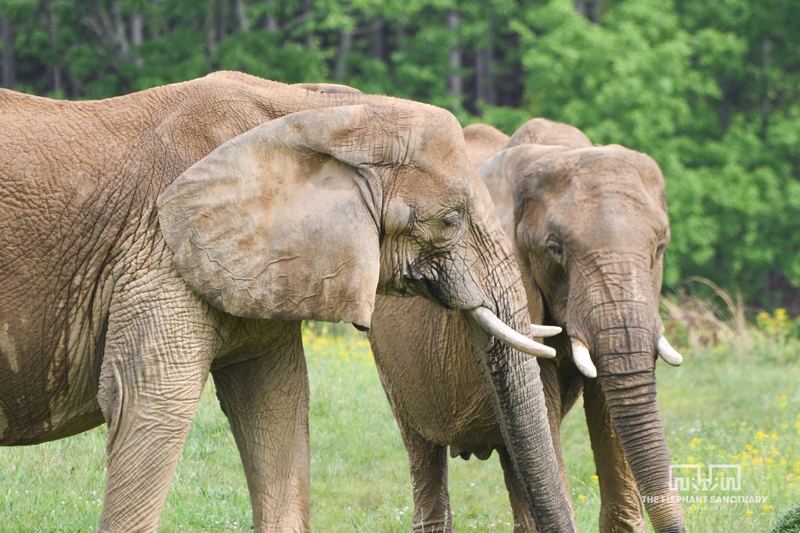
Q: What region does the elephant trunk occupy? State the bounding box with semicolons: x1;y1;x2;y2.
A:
465;253;575;532
589;301;685;533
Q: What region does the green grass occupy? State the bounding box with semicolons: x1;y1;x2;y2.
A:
2;322;798;531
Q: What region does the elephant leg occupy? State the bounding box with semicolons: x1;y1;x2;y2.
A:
211;322;310;533
498;446;537;533
395;415;451;532
96;285;217;532
540;359;575;519
583;377;646;533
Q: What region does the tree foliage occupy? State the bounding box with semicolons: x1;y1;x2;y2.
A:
1;0;798;310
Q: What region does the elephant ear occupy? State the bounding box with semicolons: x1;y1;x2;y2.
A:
156;105;383;329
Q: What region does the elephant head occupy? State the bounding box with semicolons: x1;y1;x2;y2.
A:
157;104;573;531
478;118;685;532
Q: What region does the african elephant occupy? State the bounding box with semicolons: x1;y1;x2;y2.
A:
0;73;574;532
369;118;685;532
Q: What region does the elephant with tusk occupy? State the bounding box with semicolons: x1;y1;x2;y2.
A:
0;73;573;532
369;118;685;532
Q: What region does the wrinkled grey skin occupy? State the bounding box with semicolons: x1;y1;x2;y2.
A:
370;119;684;532
0;75;572;532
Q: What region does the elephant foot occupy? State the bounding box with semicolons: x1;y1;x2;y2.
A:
413;518;451;533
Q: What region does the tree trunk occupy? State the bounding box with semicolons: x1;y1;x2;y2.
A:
215;0;225;45
475;26;494;107
575;0;602;22
761;37;772;137
394;19;405;53
131;12;143;67
149;0;161;39
334;27;353;81
50;10;62;93
371;17;385;61
591;0;603;22
264;0;278;31
1;15;15;90
232;0;249;32
302;0;313;49
446;10;461;100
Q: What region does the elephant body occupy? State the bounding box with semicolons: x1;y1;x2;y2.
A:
0;75;574;532
370;119;685;532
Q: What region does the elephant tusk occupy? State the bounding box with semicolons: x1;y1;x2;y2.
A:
531;323;563;337
658;336;683;366
467;307;557;358
571;338;597;378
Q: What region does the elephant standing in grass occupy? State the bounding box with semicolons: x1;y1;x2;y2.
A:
369;118;685;532
0;73;574;532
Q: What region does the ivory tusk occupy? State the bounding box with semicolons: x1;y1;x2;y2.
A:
466;307;557;358
531;323;563;337
571;338;597;378
658;336;683;366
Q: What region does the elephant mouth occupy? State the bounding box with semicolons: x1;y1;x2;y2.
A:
465;306;559;358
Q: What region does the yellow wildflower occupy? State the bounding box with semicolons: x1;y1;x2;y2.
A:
578;495;586;501
763;505;773;510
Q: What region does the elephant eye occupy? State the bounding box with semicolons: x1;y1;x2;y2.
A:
443;211;460;228
545;238;563;258
656;242;667;256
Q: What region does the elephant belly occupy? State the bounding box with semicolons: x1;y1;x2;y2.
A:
0;290;109;445
371;295;505;452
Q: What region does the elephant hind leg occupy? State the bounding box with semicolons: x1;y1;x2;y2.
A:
212;321;310;533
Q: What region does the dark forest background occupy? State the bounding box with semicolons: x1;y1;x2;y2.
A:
2;0;800;312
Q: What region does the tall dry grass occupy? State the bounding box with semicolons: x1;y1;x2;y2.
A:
661;277;800;364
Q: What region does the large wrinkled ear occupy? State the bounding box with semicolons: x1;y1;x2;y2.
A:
156;105;383;329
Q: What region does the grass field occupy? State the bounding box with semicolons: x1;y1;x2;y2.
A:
2;318;799;532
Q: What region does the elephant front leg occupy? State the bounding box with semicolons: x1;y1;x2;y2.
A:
212;322;310;533
583;377;646;533
395;416;451;532
497;446;536;532
96;293;216;532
